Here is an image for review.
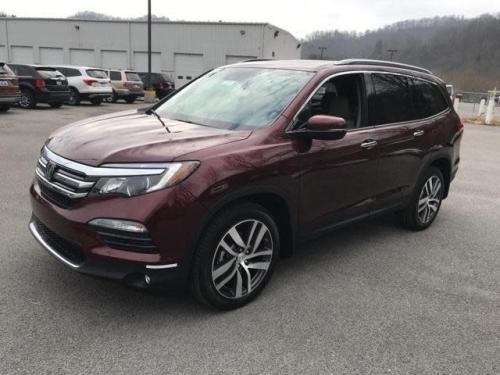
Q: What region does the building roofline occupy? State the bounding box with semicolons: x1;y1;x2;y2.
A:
1;16;272;27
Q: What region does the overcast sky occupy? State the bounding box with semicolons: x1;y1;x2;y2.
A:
3;0;500;38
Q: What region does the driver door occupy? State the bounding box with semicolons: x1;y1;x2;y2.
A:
294;73;380;236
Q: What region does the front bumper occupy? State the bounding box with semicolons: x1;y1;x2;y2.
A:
29;215;182;288
29;179;206;289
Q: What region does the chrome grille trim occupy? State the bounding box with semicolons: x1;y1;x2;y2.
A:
43;147;166;176
53;170;95;189
35;167;88;199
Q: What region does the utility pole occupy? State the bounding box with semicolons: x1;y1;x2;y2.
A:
387;49;398;61
318;46;327;60
147;0;152;89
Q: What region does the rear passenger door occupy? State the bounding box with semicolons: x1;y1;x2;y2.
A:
367;73;424;212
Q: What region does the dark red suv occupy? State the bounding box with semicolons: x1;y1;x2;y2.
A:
29;59;463;309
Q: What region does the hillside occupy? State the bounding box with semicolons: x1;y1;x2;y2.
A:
302;14;500;92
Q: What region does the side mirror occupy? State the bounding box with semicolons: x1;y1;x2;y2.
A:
289;115;347;140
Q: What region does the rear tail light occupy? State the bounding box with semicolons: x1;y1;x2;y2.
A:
35;79;46;89
83;79;98;86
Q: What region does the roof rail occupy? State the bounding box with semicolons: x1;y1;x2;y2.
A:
242;58;273;62
336;59;432;75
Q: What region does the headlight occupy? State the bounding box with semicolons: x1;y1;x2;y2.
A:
92;161;199;197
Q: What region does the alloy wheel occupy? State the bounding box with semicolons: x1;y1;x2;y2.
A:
211;219;273;299
417;175;442;224
19;93;31;108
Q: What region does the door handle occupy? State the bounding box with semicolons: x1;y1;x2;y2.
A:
413;130;425;137
360;140;378;149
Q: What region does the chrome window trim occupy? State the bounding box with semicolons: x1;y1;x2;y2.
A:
288;69;448;133
29;221;81;269
43;147;167;177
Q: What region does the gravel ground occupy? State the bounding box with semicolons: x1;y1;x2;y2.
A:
0;103;499;374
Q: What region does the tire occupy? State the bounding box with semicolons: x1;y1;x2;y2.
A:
191;203;279;310
400;167;445;230
0;105;10;112
49;103;63;108
18;89;36;109
90;98;102;105
125;96;136;104
67;88;80;106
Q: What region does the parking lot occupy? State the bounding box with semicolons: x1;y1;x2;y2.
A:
0;103;499;374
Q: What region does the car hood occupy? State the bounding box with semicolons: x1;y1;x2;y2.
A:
46;110;251;166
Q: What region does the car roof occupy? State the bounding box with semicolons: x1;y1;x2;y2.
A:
228;59;441;83
45;65;105;70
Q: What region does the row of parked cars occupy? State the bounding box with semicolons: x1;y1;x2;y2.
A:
0;62;175;112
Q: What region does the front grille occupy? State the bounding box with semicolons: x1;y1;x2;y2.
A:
92;226;157;253
33;217;86;265
36;150;97;209
39;183;78;209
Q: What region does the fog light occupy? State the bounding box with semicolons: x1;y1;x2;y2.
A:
88;218;147;233
144;275;151;284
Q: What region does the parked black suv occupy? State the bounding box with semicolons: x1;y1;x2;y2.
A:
137;72;175;99
8;64;70;109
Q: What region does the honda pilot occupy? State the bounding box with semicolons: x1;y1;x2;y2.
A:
29;59;463;310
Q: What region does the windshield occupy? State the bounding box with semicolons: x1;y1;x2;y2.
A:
86;69;108;79
156;67;312;130
126;72;141;81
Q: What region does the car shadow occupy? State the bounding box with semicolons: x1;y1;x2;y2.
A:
30;212;404;318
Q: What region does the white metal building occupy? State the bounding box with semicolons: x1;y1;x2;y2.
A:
0;17;301;87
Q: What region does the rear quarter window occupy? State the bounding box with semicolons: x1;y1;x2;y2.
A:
109;71;122;80
412;79;449;118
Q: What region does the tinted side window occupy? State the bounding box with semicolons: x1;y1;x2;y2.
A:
412;79;448;118
369;74;414;125
110;71;122;80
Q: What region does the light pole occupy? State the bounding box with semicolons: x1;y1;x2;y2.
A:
318;46;327;60
147;0;152;89
387;49;398;61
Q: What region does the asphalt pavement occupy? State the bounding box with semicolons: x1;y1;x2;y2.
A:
0;103;499;374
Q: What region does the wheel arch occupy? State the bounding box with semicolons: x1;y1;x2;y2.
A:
184;187;296;277
428;157;452;198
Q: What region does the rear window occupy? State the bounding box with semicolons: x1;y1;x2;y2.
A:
86;69;108;79
125;72;141;81
368;73;415;125
412;79;449;118
10;65;35;77
36;68;62;79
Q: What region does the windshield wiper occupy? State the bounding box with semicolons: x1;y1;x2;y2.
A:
146;108;171;133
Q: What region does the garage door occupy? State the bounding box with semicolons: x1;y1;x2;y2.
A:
0;45;5;61
133;52;161;72
11;46;34;64
225;55;257;65
101;50;127;69
69;49;95;67
174;53;204;88
40;47;64;64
